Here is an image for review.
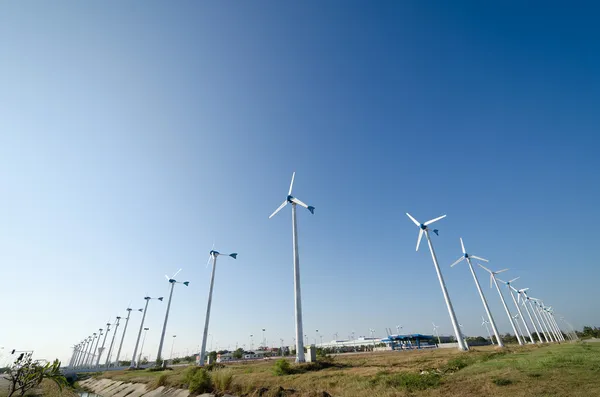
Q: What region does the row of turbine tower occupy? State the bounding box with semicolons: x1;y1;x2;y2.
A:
69;172;313;368
69;248;241;370
407;213;578;350
68;173;578;369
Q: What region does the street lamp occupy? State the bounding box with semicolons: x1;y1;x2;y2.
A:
131;296;164;369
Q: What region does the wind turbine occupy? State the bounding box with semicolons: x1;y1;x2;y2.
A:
116;307;143;367
496;277;535;344
90;329;102;367
95;321;111;367
512;313;525;341
130;296;164;368
519;291;550;343
529;298;556;342
432;323;441;345
450;238;504;347
156;269;190;365
396;325;402;335
540;304;563;341
269;171;315;363
481;316;493;342
199;248;237;366
105;316;121;368
85;328;102;368
547;308;564;341
477;264;523;345
406;213;467;351
512;287;543;343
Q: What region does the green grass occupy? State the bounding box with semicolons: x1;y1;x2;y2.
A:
91;343;600;397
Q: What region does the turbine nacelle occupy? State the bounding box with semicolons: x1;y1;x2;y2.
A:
406;213;446;251
269;172;315;218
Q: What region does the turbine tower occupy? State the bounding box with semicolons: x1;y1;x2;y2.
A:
116;307;142;367
156;270;189;364
105;316;121;368
497;277;535;344
477;265;523;345
432;323;441;345
481;316;492;341
520;291;550;342
130;296;163;368
529;298;555;342
512;287;544;343
199;248;238;366
96;321;111;367
269;172;315;363
450;238;503;347
406;213;467;351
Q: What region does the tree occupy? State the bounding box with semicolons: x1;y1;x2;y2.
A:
6;353;66;397
208;351;217;363
233;348;244;359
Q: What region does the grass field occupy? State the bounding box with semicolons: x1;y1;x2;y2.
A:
92;342;600;397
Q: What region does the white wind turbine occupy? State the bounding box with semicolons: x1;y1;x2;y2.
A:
450;238;504;347
496;277;535;344
529;298;556;342
540;304;564;341
269;172;315;363
481;316;492;342
519;291;550;343
512;313;525;340
512;286;544;343
406;213;467;351
432;323;441;344
156;269;189;364
198;248;238;366
477;264;523;345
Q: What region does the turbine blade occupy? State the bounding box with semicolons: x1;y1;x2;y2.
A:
165;275;170;281
269;200;288;218
206;255;212;268
490;274;493;289
288;172;295;196
477;263;492;273
496;277;506;284
290;197;309;209
495;268;509;274
509;277;520;283
450;256;465;267
520;288;529;292
470;255;489;262
460;238;466;254
424;214;446;226
416;229;424;251
173;268;182;278
406;213;420;227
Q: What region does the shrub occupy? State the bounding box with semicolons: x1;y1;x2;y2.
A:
149;373;169;390
445;356;474;372
212;369;233;392
188;368;213;394
371;371;441;391
273;359;292;376
492;378;513;386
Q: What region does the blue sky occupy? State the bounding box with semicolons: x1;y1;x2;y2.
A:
1;1;599;364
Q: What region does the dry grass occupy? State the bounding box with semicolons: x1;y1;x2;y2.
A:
95;343;600;397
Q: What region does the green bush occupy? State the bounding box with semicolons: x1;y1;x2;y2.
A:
150;373;169;389
371;371;441;391
445;356;474;372
273;359;292;376
492;378;513;386
188;368;213;394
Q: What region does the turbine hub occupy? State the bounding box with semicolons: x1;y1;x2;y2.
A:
420;224;426;230
210;250;220;256
464;253;469;258
287;195;294;203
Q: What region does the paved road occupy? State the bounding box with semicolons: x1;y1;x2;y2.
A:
0;375;10;395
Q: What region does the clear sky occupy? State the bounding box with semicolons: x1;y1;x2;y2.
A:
1;1;599;364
